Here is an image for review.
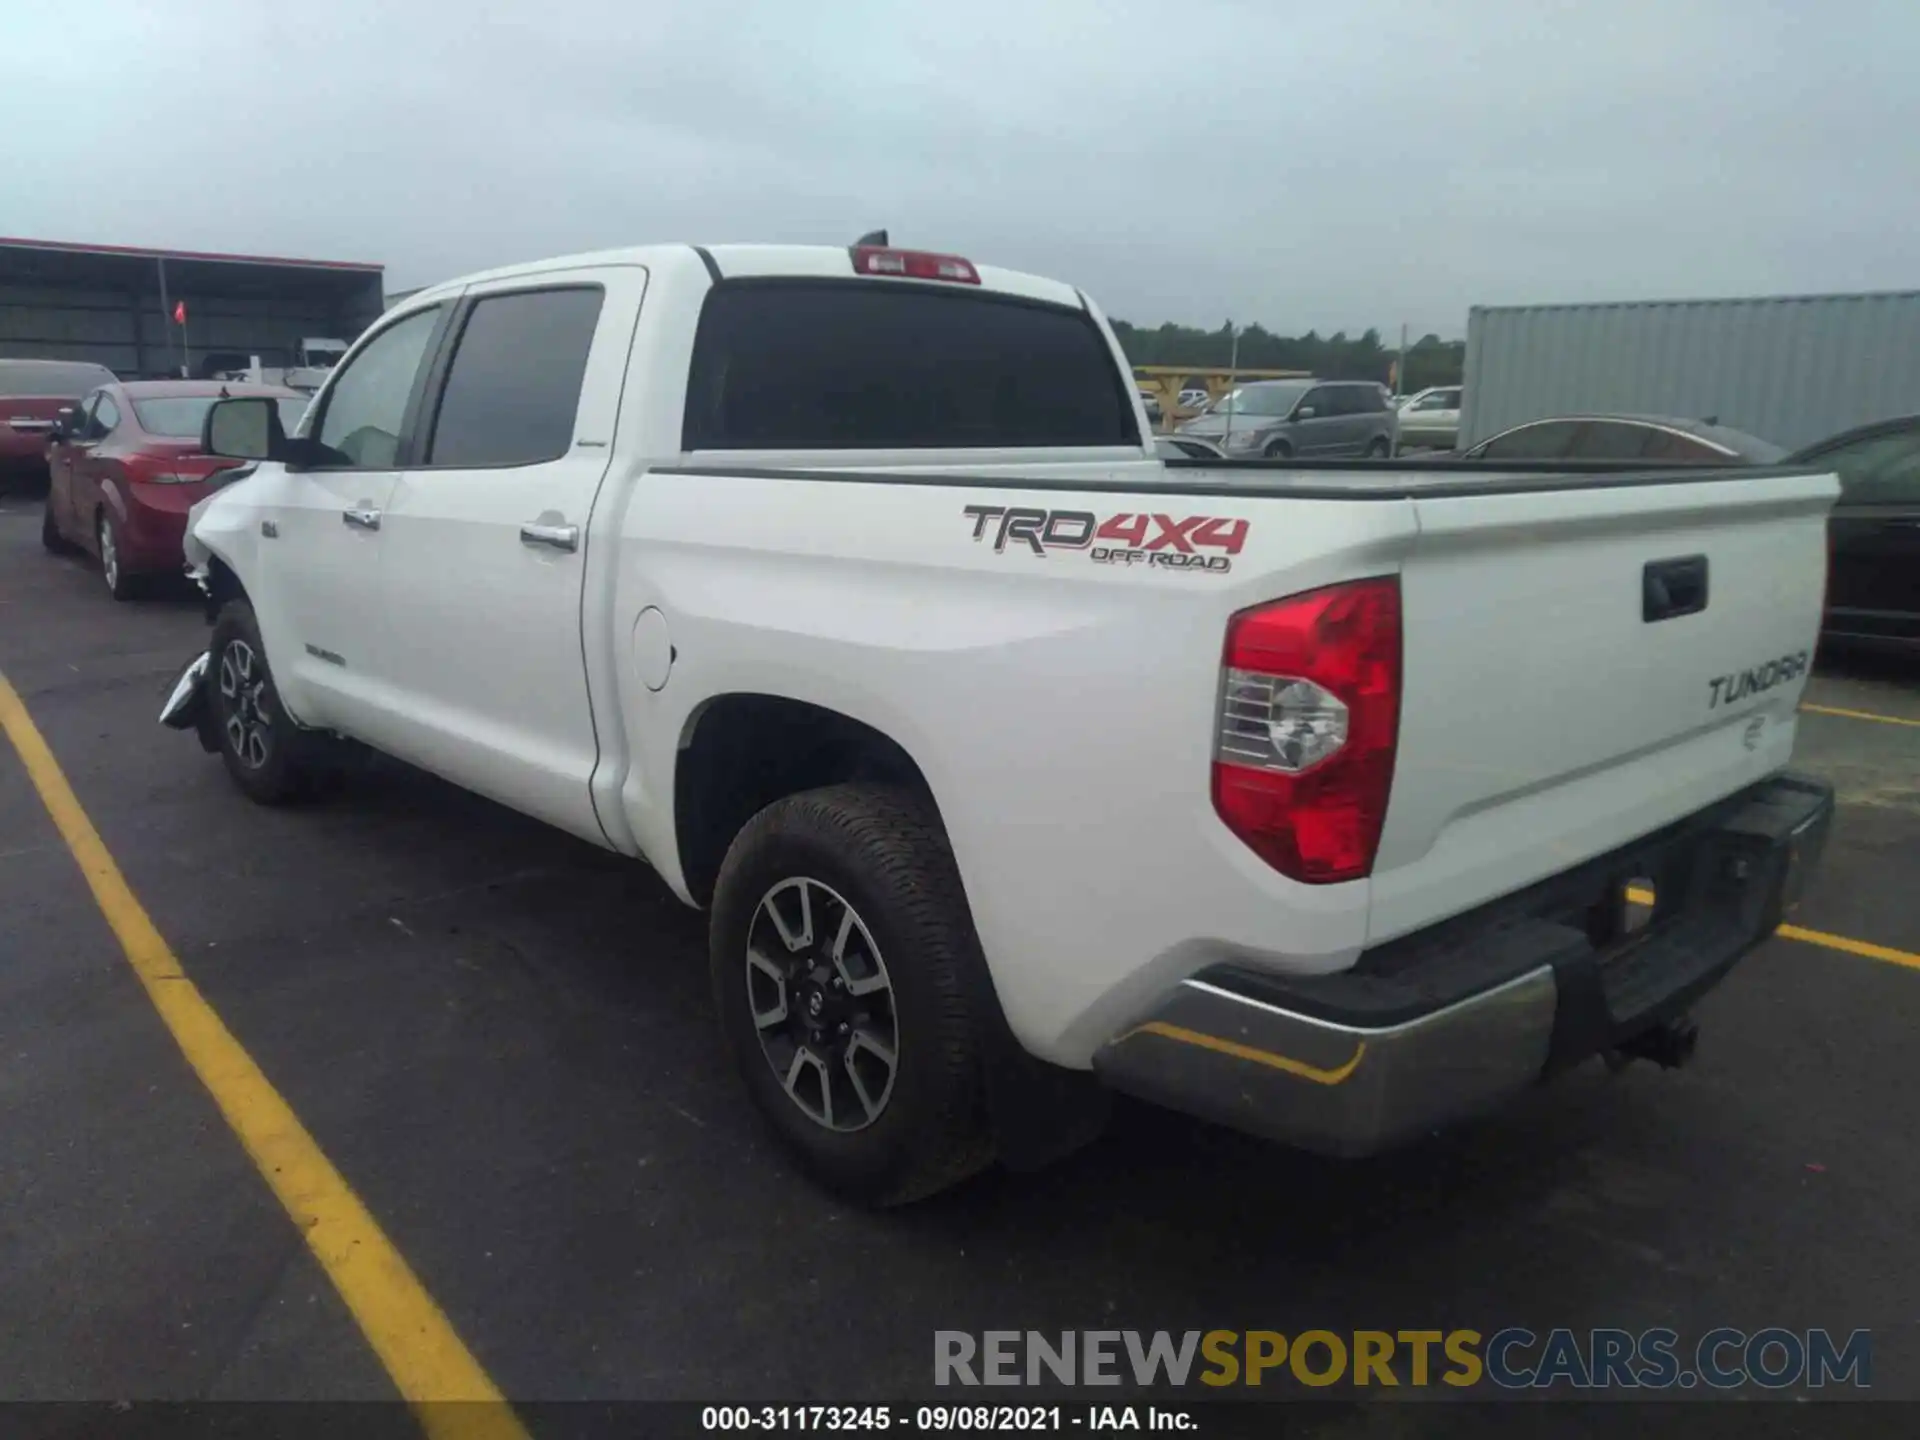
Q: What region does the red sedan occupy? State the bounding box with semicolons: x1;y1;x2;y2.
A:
42;380;307;599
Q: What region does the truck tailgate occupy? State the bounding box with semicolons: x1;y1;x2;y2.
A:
1367;468;1837;943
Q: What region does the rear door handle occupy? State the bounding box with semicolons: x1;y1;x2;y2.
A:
1643;554;1709;622
342;507;382;531
520;522;579;553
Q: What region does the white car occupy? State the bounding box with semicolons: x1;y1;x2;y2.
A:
161;240;1838;1205
1396;384;1463;450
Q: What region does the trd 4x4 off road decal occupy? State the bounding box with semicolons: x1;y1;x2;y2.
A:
962;504;1248;574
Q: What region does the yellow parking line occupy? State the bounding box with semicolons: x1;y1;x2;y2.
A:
0;672;527;1440
1777;921;1920;972
1626;886;1919;972
1800;703;1920;729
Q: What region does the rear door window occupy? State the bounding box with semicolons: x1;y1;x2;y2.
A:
683;281;1137;450
425;287;604;467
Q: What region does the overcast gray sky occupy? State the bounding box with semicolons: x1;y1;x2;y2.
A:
3;0;1914;338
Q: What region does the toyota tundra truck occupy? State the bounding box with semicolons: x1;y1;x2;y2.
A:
157;240;1838;1205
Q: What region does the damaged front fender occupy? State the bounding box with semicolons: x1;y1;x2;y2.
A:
159;652;221;753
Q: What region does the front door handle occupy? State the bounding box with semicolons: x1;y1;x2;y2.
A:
520;522;579;553
342;507;382;531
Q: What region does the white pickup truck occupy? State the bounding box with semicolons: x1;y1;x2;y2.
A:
159;240;1838;1205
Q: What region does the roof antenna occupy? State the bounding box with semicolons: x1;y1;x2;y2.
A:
854;229;889;247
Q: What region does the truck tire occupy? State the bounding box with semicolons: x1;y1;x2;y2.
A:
1263;438;1293;459
710;783;996;1206
208;599;324;805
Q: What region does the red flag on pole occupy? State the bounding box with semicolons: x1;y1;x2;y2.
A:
173;300;187;324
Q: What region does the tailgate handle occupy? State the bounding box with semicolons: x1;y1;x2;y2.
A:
1643;555;1709;623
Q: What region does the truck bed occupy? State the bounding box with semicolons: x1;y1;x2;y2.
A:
658;457;1829;500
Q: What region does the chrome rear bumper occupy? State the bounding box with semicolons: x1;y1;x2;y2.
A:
1099;966;1557;1157
1094;770;1836;1157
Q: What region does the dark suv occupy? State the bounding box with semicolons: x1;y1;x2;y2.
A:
1788;414;1920;655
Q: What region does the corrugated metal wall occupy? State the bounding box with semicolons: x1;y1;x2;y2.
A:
1459;291;1920;452
0;284;348;375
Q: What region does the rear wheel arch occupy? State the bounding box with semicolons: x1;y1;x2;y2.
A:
672;693;941;909
682;698;1109;1192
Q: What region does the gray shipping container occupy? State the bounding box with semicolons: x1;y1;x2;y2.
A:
1458;290;1920;453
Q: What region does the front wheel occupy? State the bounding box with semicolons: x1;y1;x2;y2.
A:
208;600;324;804
1366;436;1392;459
1263;439;1294;460
710;784;995;1206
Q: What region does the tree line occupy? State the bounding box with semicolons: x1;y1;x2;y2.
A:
1110;320;1466;391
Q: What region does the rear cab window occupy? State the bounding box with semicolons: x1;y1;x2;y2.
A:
681;281;1139;451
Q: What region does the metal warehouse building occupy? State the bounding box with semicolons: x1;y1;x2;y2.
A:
0;236;384;380
1459;289;1920;453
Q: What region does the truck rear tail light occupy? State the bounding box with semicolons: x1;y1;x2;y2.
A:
1211;577;1402;884
850;246;981;285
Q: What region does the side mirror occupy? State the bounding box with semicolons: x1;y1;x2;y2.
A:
202;396;284;462
1294;405;1318;421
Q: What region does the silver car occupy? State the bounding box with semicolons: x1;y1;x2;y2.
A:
1177;379;1396;459
1395;385;1462;451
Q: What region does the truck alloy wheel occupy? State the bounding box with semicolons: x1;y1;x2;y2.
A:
709;783;995;1204
217;638;274;771
745;876;899;1132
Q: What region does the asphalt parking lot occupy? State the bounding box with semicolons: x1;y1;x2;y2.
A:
2;498;1917;1425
